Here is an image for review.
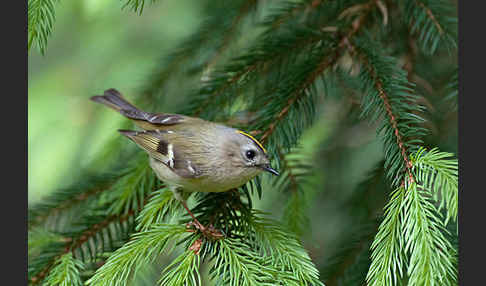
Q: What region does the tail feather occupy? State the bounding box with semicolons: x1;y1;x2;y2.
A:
91;88;185;128
90;88;139;112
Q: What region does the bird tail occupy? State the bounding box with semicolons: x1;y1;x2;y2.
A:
91;88;184;130
90;88;140;113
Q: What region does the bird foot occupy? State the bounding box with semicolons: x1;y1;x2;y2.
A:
186;220;224;240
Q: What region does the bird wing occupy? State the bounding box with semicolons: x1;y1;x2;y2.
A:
119;129;203;178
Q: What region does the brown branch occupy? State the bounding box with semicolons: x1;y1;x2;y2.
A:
259;48;340;143
29;188;160;285
193;32;325;118
344;41;415;185
139;2;259;104
28;183;113;231
193;1;330;118
416;1;444;35
69;210;135;254
29;211;136;285
260;8;370;144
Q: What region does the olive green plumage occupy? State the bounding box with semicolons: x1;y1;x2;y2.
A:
91;89;278;197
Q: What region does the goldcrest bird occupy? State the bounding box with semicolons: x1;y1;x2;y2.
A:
91;89;278;235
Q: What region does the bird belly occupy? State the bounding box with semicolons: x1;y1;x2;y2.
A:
149;157;185;189
149;157;256;193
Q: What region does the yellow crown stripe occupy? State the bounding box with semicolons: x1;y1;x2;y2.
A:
236;130;267;154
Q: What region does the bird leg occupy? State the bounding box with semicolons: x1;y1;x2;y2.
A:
180;199;205;231
180;199;224;240
170;186;223;239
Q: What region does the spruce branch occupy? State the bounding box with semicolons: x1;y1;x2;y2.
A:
158;246;202;286
257;50;336;144
137;0;255;106
135;187;182;231
29;0;458;285
400;0;457;54
249;214;324;286
27;0;167;54
347;34;427;188
29;153;154;236
102;155;157;215
366;186;407;286
402;182;457;285
367;158;458;286
246;8;372;155
208;237;300;286
42;253;85;286
29;241;66;285
29;228;62;261
185;0;353;120
209;238;277;285
28;0;58;54
68;210;136;261
85;224;188;286
28;175;117;231
411;147;458;223
188;27;318;119
171;202;323;285
29;207;139;284
191;189;254;238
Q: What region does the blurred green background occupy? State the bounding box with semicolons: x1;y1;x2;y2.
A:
27;0;386;271
28;0;206;204
29;1;457;284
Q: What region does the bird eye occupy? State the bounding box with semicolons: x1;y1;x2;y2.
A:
245;150;256;160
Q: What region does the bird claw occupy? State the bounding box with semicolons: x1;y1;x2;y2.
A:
186;221;224;240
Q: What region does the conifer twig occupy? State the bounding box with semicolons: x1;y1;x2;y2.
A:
401;0;457;54
260;8;370;143
29;191;157;285
191;1;334;119
30;211;134;284
345;40;415;186
415;1;444;35
28;183;112;230
28;0;58;54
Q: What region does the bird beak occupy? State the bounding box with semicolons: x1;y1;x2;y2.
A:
260;164;279;176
